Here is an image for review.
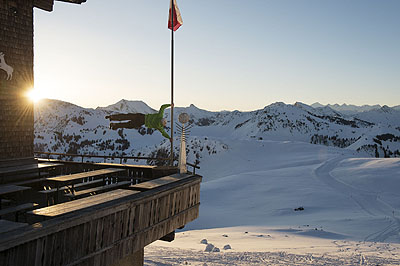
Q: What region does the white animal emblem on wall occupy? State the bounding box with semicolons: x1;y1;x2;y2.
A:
0;52;14;80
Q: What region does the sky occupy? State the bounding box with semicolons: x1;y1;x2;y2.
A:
33;0;400;111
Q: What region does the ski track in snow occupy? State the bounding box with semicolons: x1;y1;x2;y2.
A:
314;156;400;242
145;246;400;266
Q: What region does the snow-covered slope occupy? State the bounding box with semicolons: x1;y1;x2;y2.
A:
146;140;400;264
96;99;156;114
34;99;400;161
354;105;400;126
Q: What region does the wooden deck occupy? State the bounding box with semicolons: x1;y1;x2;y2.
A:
0;171;202;266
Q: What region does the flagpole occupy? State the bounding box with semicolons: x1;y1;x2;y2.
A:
170;0;174;167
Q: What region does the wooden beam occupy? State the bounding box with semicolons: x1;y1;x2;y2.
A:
34;0;54;12
56;0;87;4
34;0;87;12
160;231;175;242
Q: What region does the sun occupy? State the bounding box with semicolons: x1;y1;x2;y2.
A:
26;88;45;103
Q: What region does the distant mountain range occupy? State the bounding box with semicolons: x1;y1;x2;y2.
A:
311;102;400;114
34;99;400;164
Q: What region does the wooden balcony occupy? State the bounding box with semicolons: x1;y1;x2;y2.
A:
0;160;201;266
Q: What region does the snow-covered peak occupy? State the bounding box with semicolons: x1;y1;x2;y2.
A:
294;102;313;111
314;106;342;117
294;102;340;117
164;104;218;123
36;98;85;111
96;99;156;114
354;106;400;126
310;102;324;108
311;103;382;115
380;105;392;113
268;102;287;108
35;99;91;120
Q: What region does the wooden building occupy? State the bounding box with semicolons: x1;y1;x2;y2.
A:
0;1;202;265
0;0;85;166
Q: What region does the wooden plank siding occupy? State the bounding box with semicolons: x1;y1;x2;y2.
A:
1;0;87;164
0;0;34;163
0;174;201;266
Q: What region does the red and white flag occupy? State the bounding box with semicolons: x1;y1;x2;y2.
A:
168;0;183;31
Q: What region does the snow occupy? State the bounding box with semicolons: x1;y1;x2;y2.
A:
145;139;400;265
33;99;400;264
96;99;156;114
34;99;400;160
311;103;383;115
146;227;400;265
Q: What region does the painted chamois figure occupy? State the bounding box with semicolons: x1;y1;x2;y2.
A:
0;52;14;80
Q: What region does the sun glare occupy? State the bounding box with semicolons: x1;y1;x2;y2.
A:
26;88;44;103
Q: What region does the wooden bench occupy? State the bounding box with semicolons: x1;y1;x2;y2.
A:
39;179;105;195
64;181;131;200
0;203;38;221
28;189;138;221
39;179;105;204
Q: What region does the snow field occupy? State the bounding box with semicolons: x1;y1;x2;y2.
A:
145;139;400;265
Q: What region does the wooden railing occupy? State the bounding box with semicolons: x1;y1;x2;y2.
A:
34;151;200;174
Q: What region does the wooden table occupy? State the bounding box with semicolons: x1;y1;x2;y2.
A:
0;219;27;234
129;174;190;191
46;168;126;203
0;162;63;176
0;185;30;196
0;185;30;207
29;189;138;219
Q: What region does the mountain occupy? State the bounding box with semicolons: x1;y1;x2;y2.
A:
311;103;382;115
96;99;156;114
353;105;400;126
34;99;400;164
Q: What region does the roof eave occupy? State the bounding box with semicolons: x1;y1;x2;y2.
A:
34;0;87;12
56;0;87;4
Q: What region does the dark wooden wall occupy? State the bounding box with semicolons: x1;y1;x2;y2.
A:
0;0;35;163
